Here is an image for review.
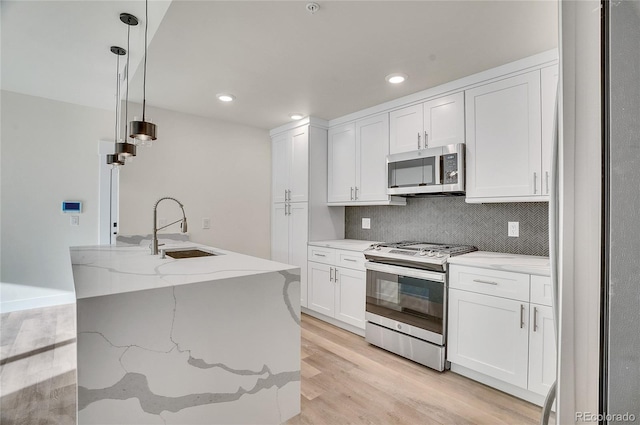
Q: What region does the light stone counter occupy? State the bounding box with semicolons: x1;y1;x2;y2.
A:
308;239;379;252
448;251;551;276
70;242;301;424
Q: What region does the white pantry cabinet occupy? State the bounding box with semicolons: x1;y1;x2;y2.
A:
389;92;465;155
272;126;309;204
307;246;367;330
541;65;559;196
448;264;556;403
272;203;309;305
327;114;405;206
270;118;345;309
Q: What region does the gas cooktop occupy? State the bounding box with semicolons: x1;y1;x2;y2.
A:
364;241;477;271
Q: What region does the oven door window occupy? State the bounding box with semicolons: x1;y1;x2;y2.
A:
366;270;444;336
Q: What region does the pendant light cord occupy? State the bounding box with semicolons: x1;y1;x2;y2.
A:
125;23;131;140
142;0;148;121
114;53;120;147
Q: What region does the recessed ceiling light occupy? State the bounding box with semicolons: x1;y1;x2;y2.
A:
385;73;408;84
290;114;304;120
217;93;235;102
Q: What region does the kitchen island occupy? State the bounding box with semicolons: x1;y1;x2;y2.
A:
70;242;301;424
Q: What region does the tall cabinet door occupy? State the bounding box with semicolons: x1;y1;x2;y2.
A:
308;262;335;317
528;304;556;396
465;71;542;198
448;289;530;388
271;203;289;264
272;133;289;204
389;104;423;154
356;114;389;202
289;127;309;203
541;65;559;196
334;267;366;329
423;92;465;148
289;203;309;307
327;123;356;203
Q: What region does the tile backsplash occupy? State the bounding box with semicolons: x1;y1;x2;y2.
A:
345;197;549;256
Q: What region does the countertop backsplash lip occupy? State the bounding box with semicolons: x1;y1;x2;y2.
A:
344;197;549;257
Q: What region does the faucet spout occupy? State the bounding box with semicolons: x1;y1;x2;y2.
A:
152;197;188;255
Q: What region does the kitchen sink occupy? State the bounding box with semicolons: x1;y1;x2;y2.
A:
163;249;218;259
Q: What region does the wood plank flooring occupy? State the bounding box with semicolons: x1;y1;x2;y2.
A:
0;304;543;424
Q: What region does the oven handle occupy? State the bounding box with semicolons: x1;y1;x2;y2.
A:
364;261;445;282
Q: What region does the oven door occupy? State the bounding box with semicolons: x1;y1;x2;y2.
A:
365;261;447;346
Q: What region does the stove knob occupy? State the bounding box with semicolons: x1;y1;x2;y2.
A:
426;250;435;257
435;251;444;258
374;244;381;251
419;249;428;256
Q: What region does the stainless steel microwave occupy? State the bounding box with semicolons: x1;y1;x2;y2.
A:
387;143;465;196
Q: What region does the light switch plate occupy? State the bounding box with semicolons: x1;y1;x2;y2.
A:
202;218;211;229
70;216;79;226
508;221;519;237
362;218;371;229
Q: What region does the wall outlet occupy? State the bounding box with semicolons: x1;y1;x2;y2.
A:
508;221;519;237
202;218;211;229
362;218;371;229
70;216;79;226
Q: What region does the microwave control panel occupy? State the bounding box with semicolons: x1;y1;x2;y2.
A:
442;153;459;184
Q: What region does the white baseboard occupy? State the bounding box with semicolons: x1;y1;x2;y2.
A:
301;307;365;337
1;283;76;314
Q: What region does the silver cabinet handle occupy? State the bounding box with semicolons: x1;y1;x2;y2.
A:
520;304;525;329
284;189;287;201
424;131;429;148
533;172;538;194
533;306;538;332
545;171;550;195
343;258;357;262
417;132;421;149
473;279;498;285
354;186;359;200
287;189;292;201
329;267;334;282
314;253;326;257
335;268;339;283
350;187;354;200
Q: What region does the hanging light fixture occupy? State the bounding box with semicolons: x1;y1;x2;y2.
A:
129;0;157;143
115;12;139;158
106;45;127;167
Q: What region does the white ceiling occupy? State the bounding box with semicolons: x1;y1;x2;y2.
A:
2;1;558;130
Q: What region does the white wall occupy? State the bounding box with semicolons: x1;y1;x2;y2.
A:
1;90;112;291
118;105;272;259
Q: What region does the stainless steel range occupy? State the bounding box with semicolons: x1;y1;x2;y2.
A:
364;241;477;371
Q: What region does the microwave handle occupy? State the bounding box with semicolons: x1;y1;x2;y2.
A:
364;261;445;282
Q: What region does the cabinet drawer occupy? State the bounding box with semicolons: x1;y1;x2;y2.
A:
336;250;366;270
307;246;335;265
449;265;530;302
530;275;553;307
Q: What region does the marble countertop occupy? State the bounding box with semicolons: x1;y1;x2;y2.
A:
70;242;297;299
308;239;380;252
448;251;551;276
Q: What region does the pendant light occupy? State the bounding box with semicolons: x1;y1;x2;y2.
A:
116;12;139;158
129;0;157;143
106;45;127;167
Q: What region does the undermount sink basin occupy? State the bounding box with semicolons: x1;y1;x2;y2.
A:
163;248;218;259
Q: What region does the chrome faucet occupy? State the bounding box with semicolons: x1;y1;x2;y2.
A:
152;197;188;255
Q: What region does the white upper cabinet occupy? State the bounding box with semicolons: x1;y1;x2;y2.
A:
389;104;423;154
272;126;309;204
389;92;465;154
355;114;389;202
328;114;405;206
327;123;357;203
465;71;542;201
541;65;559;196
423;92;466;149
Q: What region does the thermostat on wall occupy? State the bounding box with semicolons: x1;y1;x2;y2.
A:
62;201;82;213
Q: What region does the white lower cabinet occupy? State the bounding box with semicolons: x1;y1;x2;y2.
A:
448;264;556;402
448;289;529;388
307;247;366;331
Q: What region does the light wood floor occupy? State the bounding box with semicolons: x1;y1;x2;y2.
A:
1;304;542;424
